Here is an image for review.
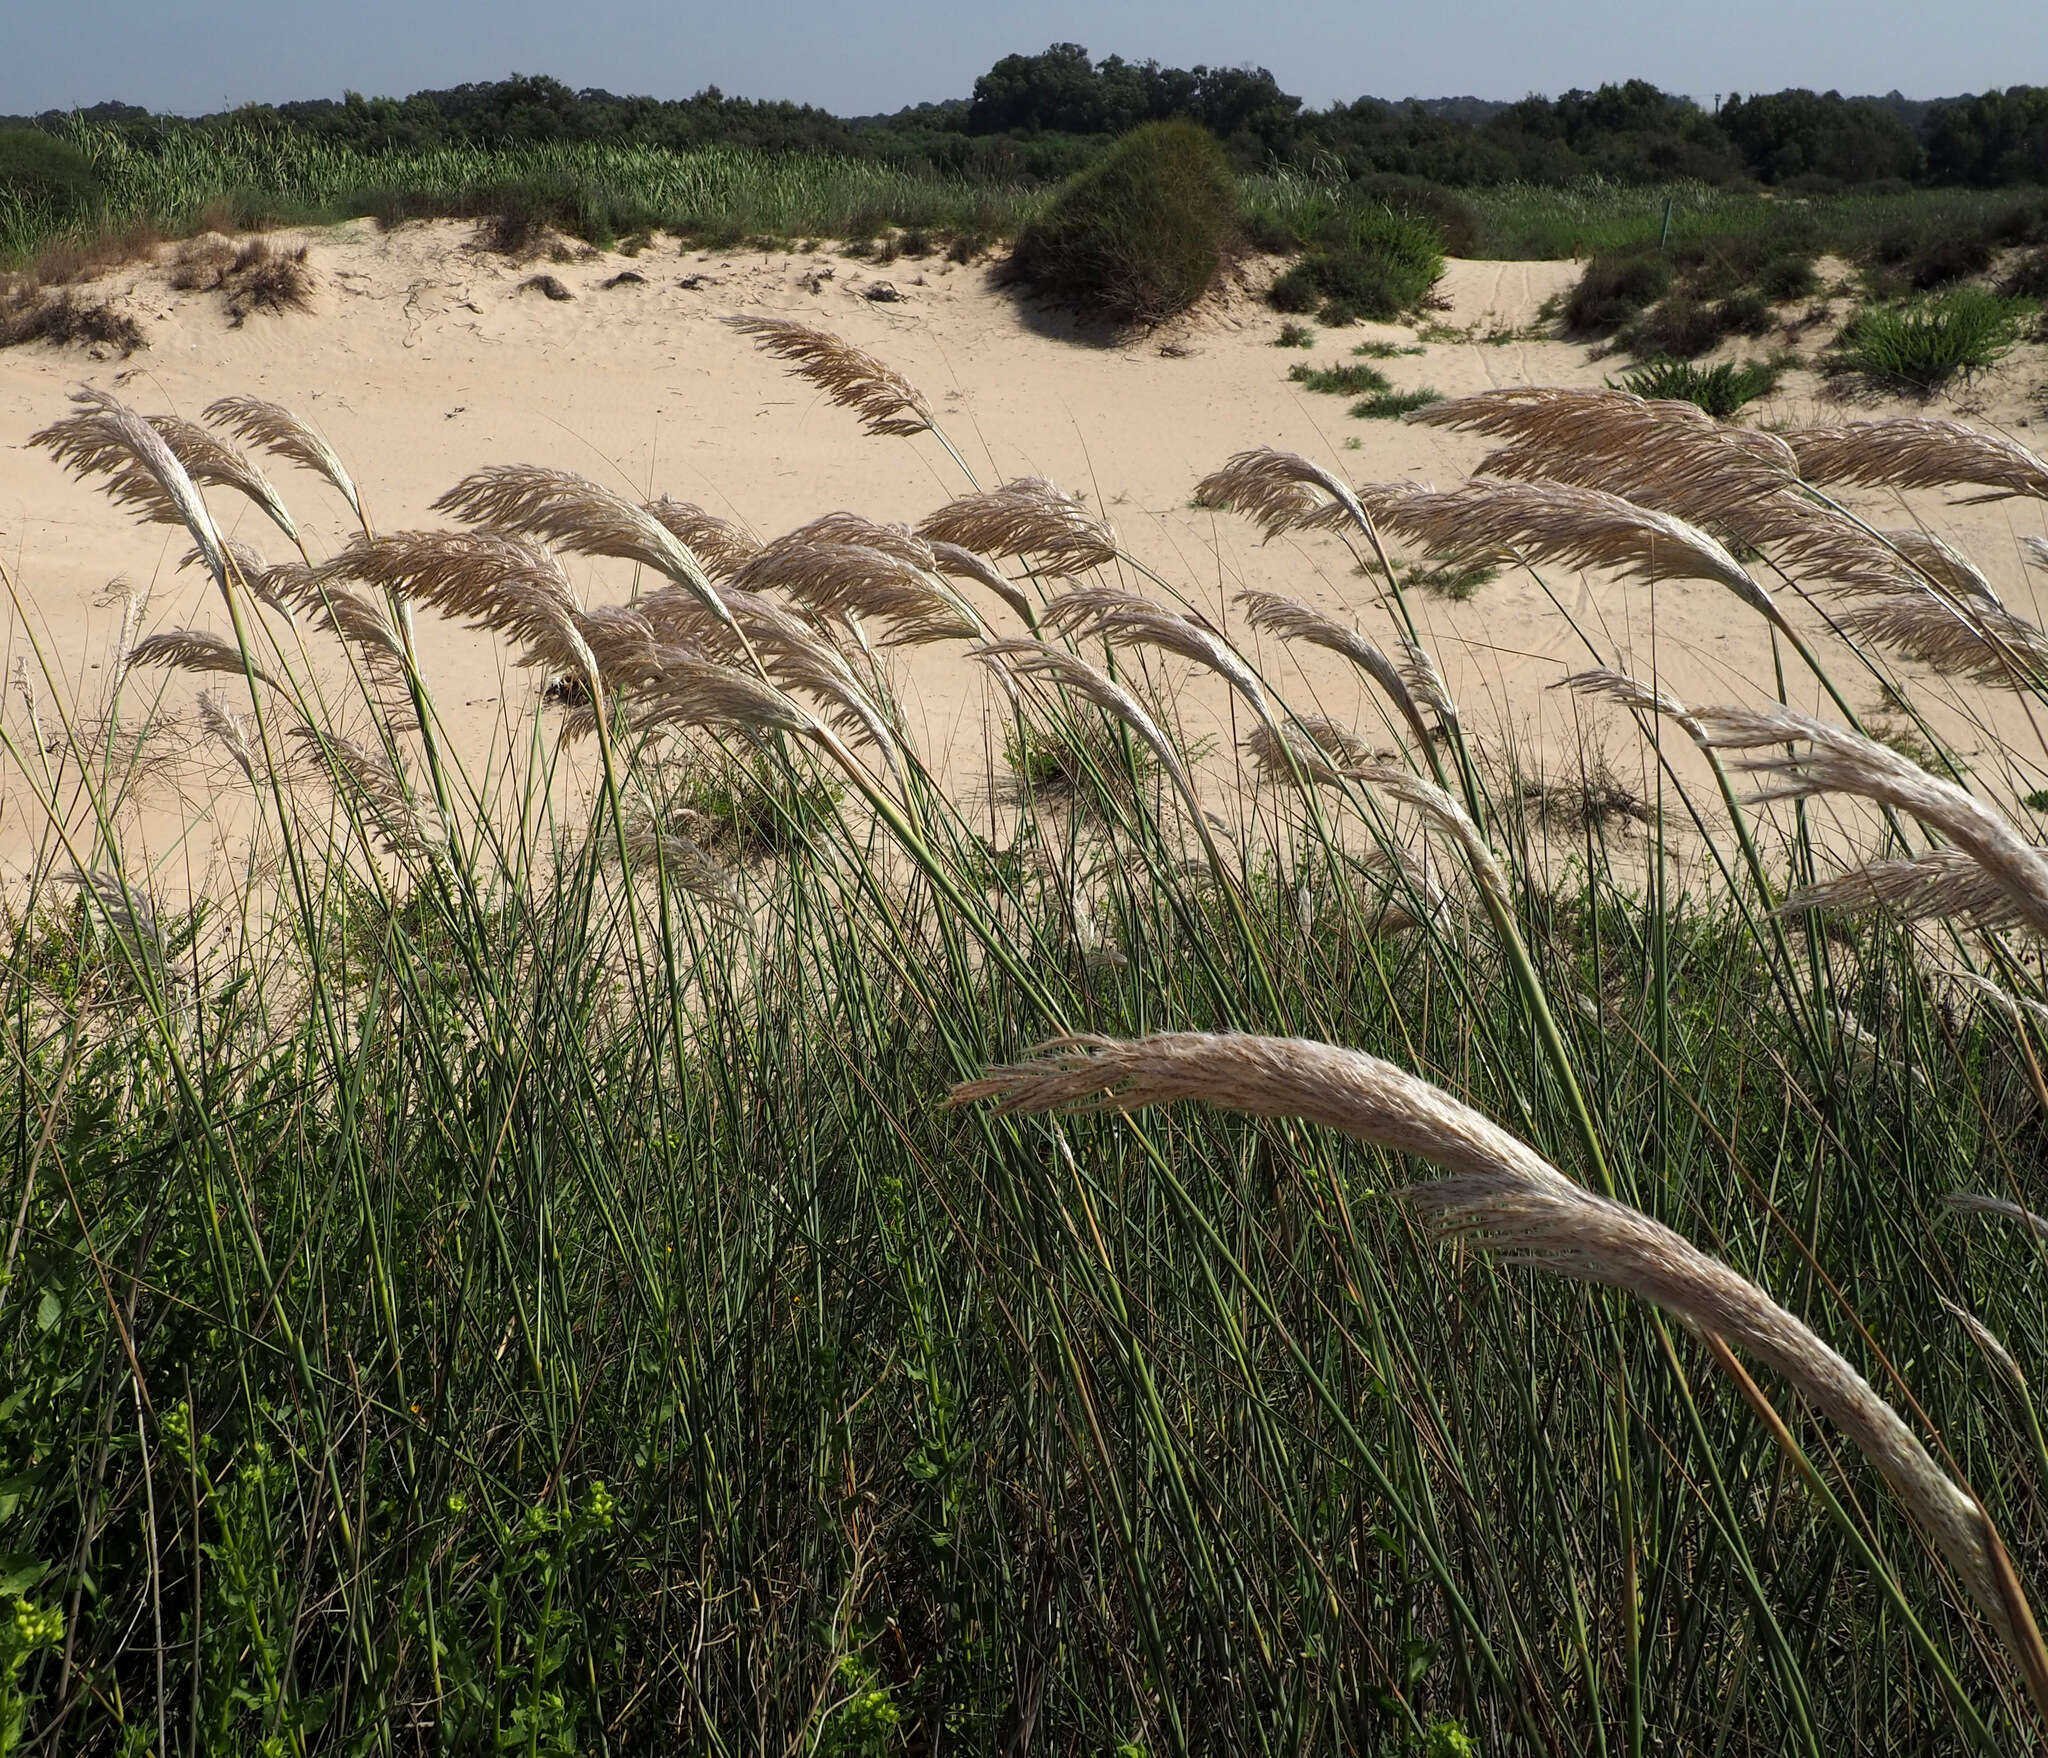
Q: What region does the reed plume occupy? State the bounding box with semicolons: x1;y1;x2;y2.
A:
33;394;300;552
1787;419;2048;504
60;867;166;975
919;479;1118;575
196;688;256;783
2026;536;2048;575
1039;585;1271;723
124;629;275;688
433;465;728;616
644;497;760;578
927;541;1036;625
320;530;581;673
732;539;984;645
1944;1192;2048;1242
289;725;442;858
1558;667;1704;741
1690;703;2048;939
31;389;231;595
970;638;1202;818
1781;847;2028;932
724;314;934;438
1192;448;1386;542
1235;589;1428;747
1241;716;1380;788
1373;478;1787;629
204;393;365;527
1833;595;2048;687
954;1029;2048;1709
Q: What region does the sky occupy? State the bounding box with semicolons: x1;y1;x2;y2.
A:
3;0;2041;119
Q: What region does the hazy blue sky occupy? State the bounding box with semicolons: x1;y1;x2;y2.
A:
4;0;2040;118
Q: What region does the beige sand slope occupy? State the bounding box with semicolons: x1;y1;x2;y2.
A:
3;220;2046;900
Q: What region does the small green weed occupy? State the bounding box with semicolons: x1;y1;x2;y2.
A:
1290;360;1391;395
1275;320;1315;347
1353;338;1425;357
1351;387;1443;419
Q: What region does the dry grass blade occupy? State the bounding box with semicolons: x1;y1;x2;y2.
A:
1693;703;2048;938
205;393;363;525
433;465;727;616
724;313;933;438
919;479;1118;575
1781;847;2029;931
125;629;274;687
644;496;760;578
1944;1192;2048;1241
31;390;231;593
1788;419;2048;503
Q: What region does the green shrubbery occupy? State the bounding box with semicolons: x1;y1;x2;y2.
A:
1010;120;1240;322
1825;285;2028;392
1561;251;1672;334
1612;356;1780;416
1268;201;1445;324
0;129;101;219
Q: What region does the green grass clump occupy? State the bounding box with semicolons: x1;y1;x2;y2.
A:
1612;357;1780;416
1562;250;1672;335
1825;286;2028;392
1010;120;1240;323
13;316;2048;1756
1274;319;1315;346
1289;360;1392;395
1353;338;1426;357
1268;202;1445;325
1351;386;1444;418
1757;251;1822;300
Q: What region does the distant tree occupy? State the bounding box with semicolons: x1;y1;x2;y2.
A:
1718;90;1923;185
1924;87;2048;185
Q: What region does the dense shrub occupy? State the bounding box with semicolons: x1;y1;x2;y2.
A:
1562;251;1672;334
1010;120;1239;322
1903;233;1995;288
0;128;102;218
1825;286;2025;392
1269;202;1444;324
1757;252;1822;300
1353;174;1481;256
1612;357;1779;416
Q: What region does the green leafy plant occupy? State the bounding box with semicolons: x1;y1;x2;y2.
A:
1825;286;2027;392
1611;357;1780;416
1351;386;1443;419
1274;319;1315;347
1269;202;1445;324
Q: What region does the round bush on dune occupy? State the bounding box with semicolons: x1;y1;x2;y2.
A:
0;129;101;220
1010;121;1241;324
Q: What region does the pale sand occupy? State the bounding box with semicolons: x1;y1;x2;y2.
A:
3;219;2046;902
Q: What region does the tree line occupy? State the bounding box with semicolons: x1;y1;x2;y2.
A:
7;47;2047;191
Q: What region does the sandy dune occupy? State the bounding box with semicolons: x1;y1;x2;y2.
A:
3;219;2046;902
